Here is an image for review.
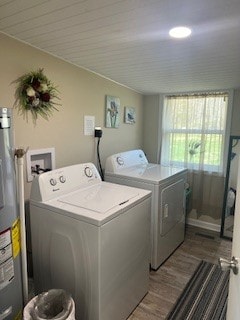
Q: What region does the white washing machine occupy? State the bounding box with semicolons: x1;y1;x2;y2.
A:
105;149;187;270
30;163;151;320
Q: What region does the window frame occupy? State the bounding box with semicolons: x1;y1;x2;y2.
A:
160;90;233;175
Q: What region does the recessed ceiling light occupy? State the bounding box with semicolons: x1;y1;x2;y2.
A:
169;26;192;39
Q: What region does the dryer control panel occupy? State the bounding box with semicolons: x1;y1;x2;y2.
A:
30;163;101;202
105;149;148;173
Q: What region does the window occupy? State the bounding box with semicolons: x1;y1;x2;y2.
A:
161;92;229;173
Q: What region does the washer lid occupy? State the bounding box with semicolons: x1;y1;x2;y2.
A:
58;183;138;213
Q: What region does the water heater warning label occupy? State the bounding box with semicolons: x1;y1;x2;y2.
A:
0;258;14;289
0;228;11;249
0;228;14;289
0;243;12;264
11;219;21;258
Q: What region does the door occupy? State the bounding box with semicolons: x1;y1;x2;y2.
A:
225;155;240;319
221;136;240;240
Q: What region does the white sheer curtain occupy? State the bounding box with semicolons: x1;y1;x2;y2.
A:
161;92;229;219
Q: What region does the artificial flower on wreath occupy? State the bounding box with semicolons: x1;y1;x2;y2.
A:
13;68;60;122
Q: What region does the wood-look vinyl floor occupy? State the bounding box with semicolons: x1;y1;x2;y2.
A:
128;225;232;320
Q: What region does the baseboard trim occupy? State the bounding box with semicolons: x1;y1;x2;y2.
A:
186;218;221;232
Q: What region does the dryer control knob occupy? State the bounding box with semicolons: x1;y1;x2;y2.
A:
50;178;57;186
59;175;66;183
84;166;93;178
116;157;124;166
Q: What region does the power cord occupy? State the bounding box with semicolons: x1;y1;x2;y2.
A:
95;127;104;180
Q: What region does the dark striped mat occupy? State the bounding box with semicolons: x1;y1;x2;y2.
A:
167;260;230;320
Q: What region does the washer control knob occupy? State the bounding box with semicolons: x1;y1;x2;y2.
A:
50;178;57;186
116;157;124;166
59;175;66;183
84;166;93;178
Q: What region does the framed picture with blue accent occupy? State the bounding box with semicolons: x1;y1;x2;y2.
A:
124;106;136;124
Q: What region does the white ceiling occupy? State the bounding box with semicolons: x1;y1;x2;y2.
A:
0;0;240;94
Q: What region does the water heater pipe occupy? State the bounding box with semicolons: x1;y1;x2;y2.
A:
15;148;28;305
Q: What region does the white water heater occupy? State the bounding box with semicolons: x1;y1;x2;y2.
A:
0;108;23;319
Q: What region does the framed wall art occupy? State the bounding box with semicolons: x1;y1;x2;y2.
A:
105;95;120;128
124;106;136;124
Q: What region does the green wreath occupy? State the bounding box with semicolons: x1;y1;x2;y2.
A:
13;68;60;121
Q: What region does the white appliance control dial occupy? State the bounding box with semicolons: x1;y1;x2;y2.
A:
84;166;93;178
116;157;124;166
50;178;57;186
59;175;66;183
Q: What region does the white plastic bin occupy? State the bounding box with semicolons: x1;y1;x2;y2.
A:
23;289;75;320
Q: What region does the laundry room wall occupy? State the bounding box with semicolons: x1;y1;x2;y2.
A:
0;32;144;198
142;94;164;163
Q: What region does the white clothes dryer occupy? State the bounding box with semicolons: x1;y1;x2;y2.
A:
105;149;187;270
30;163;151;320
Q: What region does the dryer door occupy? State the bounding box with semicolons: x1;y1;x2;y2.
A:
160;178;185;236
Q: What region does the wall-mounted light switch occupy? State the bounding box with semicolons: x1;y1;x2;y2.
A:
84;115;95;135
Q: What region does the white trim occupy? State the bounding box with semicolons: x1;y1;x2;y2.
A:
161;90;233;175
186;217;221;232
